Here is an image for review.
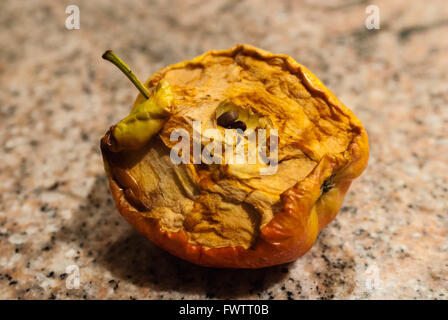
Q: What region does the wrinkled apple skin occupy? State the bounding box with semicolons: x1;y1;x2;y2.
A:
101;44;369;268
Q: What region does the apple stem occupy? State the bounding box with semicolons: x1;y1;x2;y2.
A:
102;50;150;99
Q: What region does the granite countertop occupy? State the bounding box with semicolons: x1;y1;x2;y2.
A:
1;0;447;299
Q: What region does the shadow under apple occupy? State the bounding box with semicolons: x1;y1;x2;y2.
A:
56;174;290;299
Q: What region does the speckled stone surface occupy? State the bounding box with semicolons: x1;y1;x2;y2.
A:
1;0;447;299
